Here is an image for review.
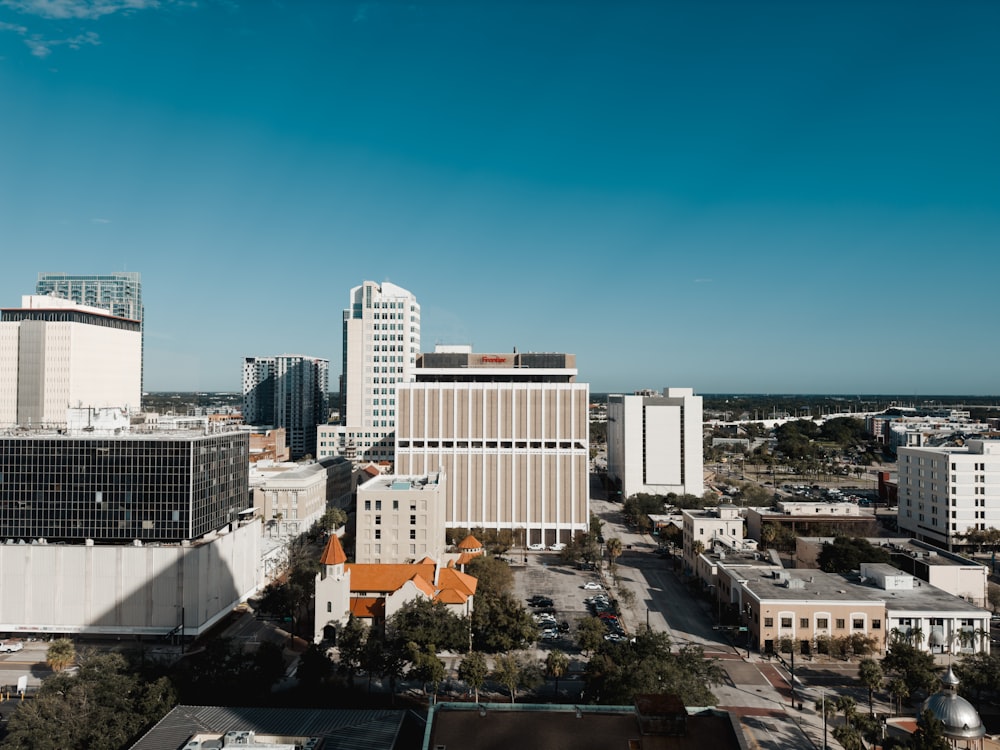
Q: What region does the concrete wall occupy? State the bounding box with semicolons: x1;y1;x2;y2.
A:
0;521;260;637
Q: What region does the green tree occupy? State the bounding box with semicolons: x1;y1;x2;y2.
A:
955;650;1000;700
388;598;468;653
407;642;446;704
576;616;607;656
857;657;883;713
583;630;722;706
911;708;951;750
545;650;570;700
465;555;514;597
458;651;489;702
886;677;910;715
834;694;857;726
605;537;623;575
336;616;368;687
471;591;539;653
296;643;334;689
45;638;76;673
832;724;864;750
492;653;542;704
3;651;175;750
882;641;938;700
315;507;348;535
816;536;892;574
174;638;285;704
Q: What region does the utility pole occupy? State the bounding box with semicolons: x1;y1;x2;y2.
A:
822;688;828;750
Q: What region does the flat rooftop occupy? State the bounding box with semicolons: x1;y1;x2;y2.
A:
743;567;988;614
359;473;443;492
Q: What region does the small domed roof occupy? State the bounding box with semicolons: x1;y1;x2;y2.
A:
921;667;985;740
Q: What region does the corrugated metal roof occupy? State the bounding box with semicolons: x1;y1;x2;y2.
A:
131;705;407;750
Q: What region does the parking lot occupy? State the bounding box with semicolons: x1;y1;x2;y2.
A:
513;550;610;655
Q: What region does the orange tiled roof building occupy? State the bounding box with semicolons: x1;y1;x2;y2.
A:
314;534;478;643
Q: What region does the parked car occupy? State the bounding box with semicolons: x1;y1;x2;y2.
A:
582;582;603;590
527;543;546;551
549;542;567;552
0;641;23;653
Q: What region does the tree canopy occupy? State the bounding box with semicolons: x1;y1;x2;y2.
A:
817;536;891;574
2;651;175;750
583;629;722;706
388;598;468;654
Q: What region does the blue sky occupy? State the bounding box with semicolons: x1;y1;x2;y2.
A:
2;1;998;395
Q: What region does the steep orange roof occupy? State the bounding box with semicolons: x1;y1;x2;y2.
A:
435;588;468;605
455;551;482;566
437;566;478;598
320;534;347;566
349;597;385;619
346;562;437;593
457;535;482;550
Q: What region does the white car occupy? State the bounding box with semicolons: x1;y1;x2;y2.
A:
0;641;23;653
549;542;567;552
582;581;603;590
527;543;546;551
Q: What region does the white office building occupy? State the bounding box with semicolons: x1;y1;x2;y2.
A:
394;347;589;546
243;355;329;459
606;388;705;500
319;281;420;463
0;295;142;428
898;440;1000;551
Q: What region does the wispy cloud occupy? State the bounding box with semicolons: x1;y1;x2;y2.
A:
0;20;28;32
25;29;98;56
91;217;111;224
693;278;713;284
1;0;161;20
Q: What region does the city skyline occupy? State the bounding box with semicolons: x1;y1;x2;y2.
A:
2;1;999;395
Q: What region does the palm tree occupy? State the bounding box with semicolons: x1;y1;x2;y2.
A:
46;638;76;672
887;677;910;716
606;537;623;575
857;658;883;713
973;627;990;652
888;626;906;646
908;626;925;650
545;650;570;700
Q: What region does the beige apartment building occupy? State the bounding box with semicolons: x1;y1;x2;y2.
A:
355;472;447;564
395;347;589;546
732;565;990;656
250;457;353;538
795;537;989;607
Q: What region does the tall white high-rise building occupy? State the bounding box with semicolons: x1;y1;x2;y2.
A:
243;355;329;460
0;295;142;428
318;281;420;463
898;439;1000;551
36;271;145;390
606;387;705;500
36;272;143;323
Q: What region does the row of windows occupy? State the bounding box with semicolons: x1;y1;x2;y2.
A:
363;499;419;511
398;440;587;450
763;616;880;630
366;529;423;540
368;514;420;526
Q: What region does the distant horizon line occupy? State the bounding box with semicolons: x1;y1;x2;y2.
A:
142;390;1000;400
